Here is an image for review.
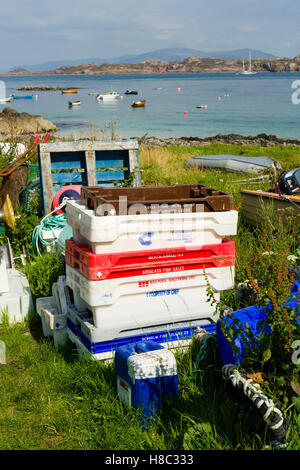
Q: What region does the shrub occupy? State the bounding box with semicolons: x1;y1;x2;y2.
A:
24;251;65;300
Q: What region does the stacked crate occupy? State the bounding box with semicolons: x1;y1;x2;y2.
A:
64;184;238;360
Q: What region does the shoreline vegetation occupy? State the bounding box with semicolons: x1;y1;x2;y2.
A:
2;55;300;75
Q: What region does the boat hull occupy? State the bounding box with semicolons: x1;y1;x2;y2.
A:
13;95;33;100
98;96;119;101
185;155;281;174
62;90;78;94
240;190;300;226
97;91;121;101
132;100;145;107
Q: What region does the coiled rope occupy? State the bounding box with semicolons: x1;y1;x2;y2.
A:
222;364;288;449
195;331;289;450
32;198;68;256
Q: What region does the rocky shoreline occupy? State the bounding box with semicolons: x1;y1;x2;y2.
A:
16;86;79;91
135;133;300;147
0;107;57;138
1;106;299;148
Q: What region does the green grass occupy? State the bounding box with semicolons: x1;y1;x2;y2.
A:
0;142;299;450
0;322;277;450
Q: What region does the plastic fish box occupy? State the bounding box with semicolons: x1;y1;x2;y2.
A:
65;199;238;254
0;268;33;324
115;340;178;423
65;264;234;329
67;302;217;345
65;238;235;281
80;184;234;214
36;296;68;349
66;304;217;361
216;281;300;366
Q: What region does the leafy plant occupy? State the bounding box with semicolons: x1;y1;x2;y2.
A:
4;207;40;256
213;220;300;407
24;251;65;300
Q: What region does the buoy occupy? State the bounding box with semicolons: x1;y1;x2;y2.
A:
184;110;188;115
177;88;181;92
52;185;81;214
204;105;208;109
218;96;221;101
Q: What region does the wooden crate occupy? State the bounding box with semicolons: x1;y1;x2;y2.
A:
38;140;141;214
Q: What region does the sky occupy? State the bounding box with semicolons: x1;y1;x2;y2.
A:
0;0;299;71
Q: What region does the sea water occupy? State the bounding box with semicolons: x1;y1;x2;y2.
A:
1;72;300;140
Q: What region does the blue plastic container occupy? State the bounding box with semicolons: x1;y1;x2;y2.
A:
115;340;178;425
216;281;300;365
67;315;216;355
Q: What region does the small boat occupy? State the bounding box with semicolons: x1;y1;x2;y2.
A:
125;90;138;95
241;168;300;225
240;190;300;225
96;91;122;101
61;89;78;94
185;155;281;174
238;52;257;76
13;94;33;100
68;101;81;107
131;99;146;108
0;95;13;103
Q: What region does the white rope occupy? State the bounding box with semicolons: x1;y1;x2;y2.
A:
223;365;284;431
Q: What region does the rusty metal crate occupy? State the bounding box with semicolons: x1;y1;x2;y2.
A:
80;184;234;215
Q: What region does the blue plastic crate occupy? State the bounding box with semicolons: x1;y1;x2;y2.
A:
216;281;300;365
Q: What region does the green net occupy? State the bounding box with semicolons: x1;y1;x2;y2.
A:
20;164;42;215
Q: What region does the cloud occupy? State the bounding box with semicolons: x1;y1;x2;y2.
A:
0;0;300;69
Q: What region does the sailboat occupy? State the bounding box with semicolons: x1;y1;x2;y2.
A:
238;51;257;75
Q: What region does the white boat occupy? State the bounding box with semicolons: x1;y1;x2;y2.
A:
68;100;81;107
0;95;13;103
96;91;122;101
238;52;257;75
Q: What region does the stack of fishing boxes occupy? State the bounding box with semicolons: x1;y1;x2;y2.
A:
65;184;238;360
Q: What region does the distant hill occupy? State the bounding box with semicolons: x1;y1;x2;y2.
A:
12;47;277;72
4;55;300;76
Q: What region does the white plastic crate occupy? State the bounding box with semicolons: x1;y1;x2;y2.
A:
0;249;9;294
41;228;64;252
67;327;115;362
36;296;68;349
66;263;234;330
67;314;209;362
67;303;216;344
66;200;238;254
0;268;33;324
